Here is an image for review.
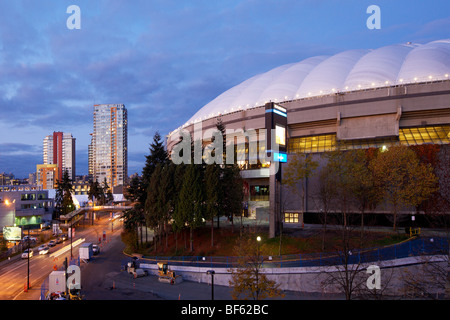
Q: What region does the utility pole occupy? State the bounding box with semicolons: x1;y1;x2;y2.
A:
27;228;30;290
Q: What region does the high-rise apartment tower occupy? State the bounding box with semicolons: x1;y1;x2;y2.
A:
43;132;76;181
92;104;128;189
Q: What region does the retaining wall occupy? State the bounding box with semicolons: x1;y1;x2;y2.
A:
138;255;448;296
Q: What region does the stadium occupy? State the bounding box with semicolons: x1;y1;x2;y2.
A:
167;39;450;236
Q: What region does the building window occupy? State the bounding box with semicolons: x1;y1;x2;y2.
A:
288;125;450;154
250;185;269;201
275;125;286;146
21;193;36;201
284;212;299;223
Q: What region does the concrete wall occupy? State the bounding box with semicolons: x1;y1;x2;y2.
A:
138;255;448;297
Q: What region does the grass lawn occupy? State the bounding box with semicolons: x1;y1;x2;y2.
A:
129;224;410;257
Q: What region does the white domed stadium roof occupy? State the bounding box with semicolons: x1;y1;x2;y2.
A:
182;39;450;128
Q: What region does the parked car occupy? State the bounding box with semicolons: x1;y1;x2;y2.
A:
38;246;49;255
41;222;51;230
48;240;57;247
21;249;33;259
23;235;37;242
92;244;100;255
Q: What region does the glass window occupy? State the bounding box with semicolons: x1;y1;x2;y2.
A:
284;212;299;224
275;125;286;146
250;185;269;201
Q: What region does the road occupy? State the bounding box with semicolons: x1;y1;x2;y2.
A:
0;213;122;300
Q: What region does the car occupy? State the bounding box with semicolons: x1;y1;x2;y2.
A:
48;240;57;247
38;246;49;255
41;222;51;230
21;249;33;259
23;235;37;242
92;244;100;255
60;234;68;241
56;237;63;244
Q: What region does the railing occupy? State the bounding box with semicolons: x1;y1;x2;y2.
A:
137;237;448;269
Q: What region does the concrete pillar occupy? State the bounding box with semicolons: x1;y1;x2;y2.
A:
269;162;282;238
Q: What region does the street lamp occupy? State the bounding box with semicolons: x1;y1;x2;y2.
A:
27;227;30;291
206;270;215;300
256;236;262;263
255;236;262;300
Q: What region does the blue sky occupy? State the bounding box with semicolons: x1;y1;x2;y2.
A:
0;0;449;178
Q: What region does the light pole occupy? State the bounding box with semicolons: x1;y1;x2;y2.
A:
256;236;262;300
70;218;73;259
256;236;261;256
206;270;215;300
27;227;30;291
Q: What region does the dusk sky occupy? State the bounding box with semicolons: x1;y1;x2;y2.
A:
0;0;449;178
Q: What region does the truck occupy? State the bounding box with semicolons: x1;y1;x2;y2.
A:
79;242;93;260
48;271;66;300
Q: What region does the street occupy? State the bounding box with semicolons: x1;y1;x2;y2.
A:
0;213;122;300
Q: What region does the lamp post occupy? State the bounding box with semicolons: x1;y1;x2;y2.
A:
256;236;262;300
70;218;73;259
206;270;215;300
27;227;30;291
256;236;261;256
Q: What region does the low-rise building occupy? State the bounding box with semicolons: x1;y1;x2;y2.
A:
0;185;54;230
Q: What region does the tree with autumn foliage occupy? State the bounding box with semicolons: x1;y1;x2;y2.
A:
228;231;284;300
369;145;438;231
284;153;319;216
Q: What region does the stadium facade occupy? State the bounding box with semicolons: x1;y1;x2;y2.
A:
167;39;450;237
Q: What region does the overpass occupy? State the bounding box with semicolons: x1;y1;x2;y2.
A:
58;205;133;227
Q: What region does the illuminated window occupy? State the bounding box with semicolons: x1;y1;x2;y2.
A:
288;126;450;154
399;125;450;146
275;125;286;146
284;212;299;224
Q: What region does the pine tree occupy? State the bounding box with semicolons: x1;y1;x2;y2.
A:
55;169;75;218
178;163;205;252
142;132;168;188
205;164;220;247
145;164;163;251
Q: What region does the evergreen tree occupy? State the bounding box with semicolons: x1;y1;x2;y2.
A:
159;163;176;249
88;179;102;206
102;177;114;204
172;163;186;251
145;164;163;251
142;132;168;188
55;169;75;218
205;164;220;247
177;163;205;252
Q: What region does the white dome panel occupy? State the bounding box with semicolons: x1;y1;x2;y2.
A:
397;39;450;83
227;64;294;110
181;39;450;128
296;49;369;97
258;56;329;103
344;44;416;90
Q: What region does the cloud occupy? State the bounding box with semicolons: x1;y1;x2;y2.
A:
0;0;449;178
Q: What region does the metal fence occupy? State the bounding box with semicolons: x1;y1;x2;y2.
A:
138;236;448;269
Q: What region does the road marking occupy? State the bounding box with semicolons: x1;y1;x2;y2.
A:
50;238;86;258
